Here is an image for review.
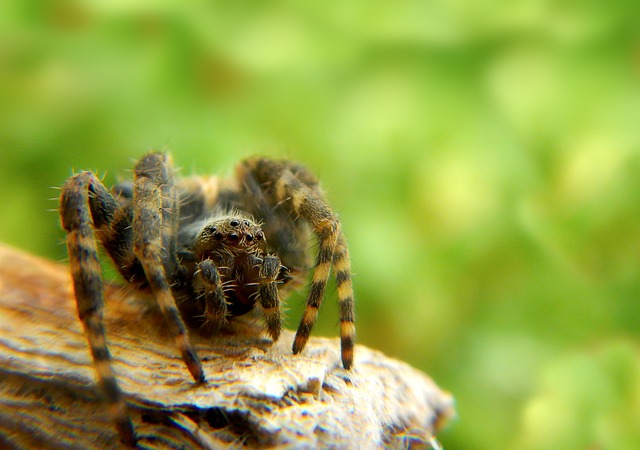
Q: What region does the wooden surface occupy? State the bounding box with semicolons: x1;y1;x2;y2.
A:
0;244;454;449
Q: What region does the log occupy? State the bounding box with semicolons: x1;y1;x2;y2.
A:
0;244;454;449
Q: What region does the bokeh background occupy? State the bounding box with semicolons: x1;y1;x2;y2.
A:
2;1;640;449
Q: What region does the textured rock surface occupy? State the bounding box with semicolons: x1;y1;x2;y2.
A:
0;244;454;449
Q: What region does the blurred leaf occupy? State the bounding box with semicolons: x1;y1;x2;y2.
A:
1;1;640;449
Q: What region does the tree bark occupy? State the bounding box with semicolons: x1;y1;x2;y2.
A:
0;244;454;449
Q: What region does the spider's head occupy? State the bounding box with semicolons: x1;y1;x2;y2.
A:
193;215;265;256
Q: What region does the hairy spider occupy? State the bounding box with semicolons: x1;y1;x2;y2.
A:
59;152;355;446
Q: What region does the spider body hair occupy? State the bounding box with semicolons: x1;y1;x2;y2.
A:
59;152;355;446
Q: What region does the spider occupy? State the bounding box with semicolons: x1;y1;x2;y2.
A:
59;152;355;446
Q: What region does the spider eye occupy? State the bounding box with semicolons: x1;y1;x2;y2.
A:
201;225;218;236
229;219;240;227
242;220;250;226
214;232;224;240
229;232;239;242
255;231;264;241
246;234;254;242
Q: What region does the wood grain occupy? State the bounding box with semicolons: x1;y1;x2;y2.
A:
0;244;454;449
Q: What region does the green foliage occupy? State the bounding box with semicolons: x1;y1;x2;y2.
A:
2;1;640;448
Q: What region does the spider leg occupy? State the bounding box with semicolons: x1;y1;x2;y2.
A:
132;153;205;383
289;166;355;368
60;172;136;446
279;170;355;369
240;170;308;273
242;158;355;370
193;259;228;332
158;155;180;279
257;254;283;340
333;235;355;369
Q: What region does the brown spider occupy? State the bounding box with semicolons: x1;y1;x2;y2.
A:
59;152;355;446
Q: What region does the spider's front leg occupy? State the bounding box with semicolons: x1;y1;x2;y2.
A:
132;153;205;384
279;169;355;370
241;159;356;370
60;172;136;446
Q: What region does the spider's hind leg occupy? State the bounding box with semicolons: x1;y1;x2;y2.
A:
60;171;136;446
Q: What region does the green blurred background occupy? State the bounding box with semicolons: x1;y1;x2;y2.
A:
2;1;640;449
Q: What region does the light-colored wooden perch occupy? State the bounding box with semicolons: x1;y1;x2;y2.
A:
0;244;454;449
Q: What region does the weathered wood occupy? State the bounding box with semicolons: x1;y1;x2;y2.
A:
0;244;454;449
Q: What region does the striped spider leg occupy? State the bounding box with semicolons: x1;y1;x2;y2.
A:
59;151;356;444
239;158;356;369
59;153;204;446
